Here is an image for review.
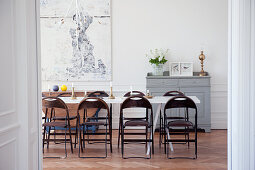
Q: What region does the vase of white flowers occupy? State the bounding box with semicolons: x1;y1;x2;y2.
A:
152;63;164;76
147;49;169;76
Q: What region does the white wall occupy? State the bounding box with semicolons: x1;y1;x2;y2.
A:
42;0;228;129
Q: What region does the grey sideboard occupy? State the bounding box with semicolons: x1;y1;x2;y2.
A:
146;72;211;132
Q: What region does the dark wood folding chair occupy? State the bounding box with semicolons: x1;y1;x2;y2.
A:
77;97;110;158
50;93;79;148
86;91;112;153
164;96;198;159
120;95;154;159
118;91;145;148
159;91;186;152
42;97;73;158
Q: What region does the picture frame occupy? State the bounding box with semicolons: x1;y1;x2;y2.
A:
169;62;193;76
169;62;180;76
180;62;193;76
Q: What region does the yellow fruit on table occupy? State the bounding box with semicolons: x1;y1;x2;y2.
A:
61;85;67;91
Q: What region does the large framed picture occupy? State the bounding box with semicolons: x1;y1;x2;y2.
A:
40;0;112;81
169;62;193;76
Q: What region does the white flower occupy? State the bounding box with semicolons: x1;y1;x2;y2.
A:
147;48;169;62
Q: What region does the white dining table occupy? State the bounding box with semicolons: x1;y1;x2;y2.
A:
59;96;200;155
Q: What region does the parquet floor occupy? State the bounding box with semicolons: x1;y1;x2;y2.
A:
43;130;227;170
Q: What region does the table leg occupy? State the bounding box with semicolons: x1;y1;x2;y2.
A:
146;104;161;155
167;129;174;152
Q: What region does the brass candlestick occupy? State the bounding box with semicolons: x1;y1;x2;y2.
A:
199;51;207;76
145;90;153;99
71;87;77;99
109;87;115;99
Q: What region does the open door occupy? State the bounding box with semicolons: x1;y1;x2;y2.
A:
0;0;41;169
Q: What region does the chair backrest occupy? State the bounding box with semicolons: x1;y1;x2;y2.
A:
164;96;197;110
120;95;153;121
77;97;110;119
88;91;109;97
42;97;69;119
163;91;185;97
121;95;152;110
123;91;145;97
57;92;72;97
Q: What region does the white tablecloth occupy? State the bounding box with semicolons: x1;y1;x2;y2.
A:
59;96;200;104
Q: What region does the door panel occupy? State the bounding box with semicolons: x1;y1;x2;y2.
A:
0;1;19;170
0;0;40;169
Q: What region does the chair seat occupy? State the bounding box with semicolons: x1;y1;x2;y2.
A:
82;122;106;126
53;116;77;120
124;117;146;121
43;122;67;127
124;120;149;126
168;120;193;127
166;116;186;120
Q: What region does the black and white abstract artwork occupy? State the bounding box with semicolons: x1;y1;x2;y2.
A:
40;0;111;81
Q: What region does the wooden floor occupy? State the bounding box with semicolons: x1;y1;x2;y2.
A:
43;130;227;170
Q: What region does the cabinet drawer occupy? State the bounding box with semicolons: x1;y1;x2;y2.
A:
179;79;209;87
147;79;164;87
162;79;179;87
147;79;179;88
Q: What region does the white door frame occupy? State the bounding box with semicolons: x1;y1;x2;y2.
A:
33;0;255;169
35;0;43;168
228;0;255;169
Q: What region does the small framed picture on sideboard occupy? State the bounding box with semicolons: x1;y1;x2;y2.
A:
169;62;180;76
180;62;193;76
169;62;193;76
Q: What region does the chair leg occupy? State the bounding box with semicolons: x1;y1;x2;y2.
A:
121;125;124;158
83;126;85;148
166;127;169;158
80;125;83;153
109;124;112;153
87;134;90;144
195;128;197;159
164;126;167;154
145;126;148;150
109;104;113;153
159;113;162;146
74;128;77;148
150;129;152;159
151;126;154;154
118;117;121;149
42;126;46;153
53;127;57;144
78;128;81;158
64;126;67;158
188;127;190;148
68;126;73;153
83;130;86;152
105;124;108;158
47;126;51;149
74;120;78;148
